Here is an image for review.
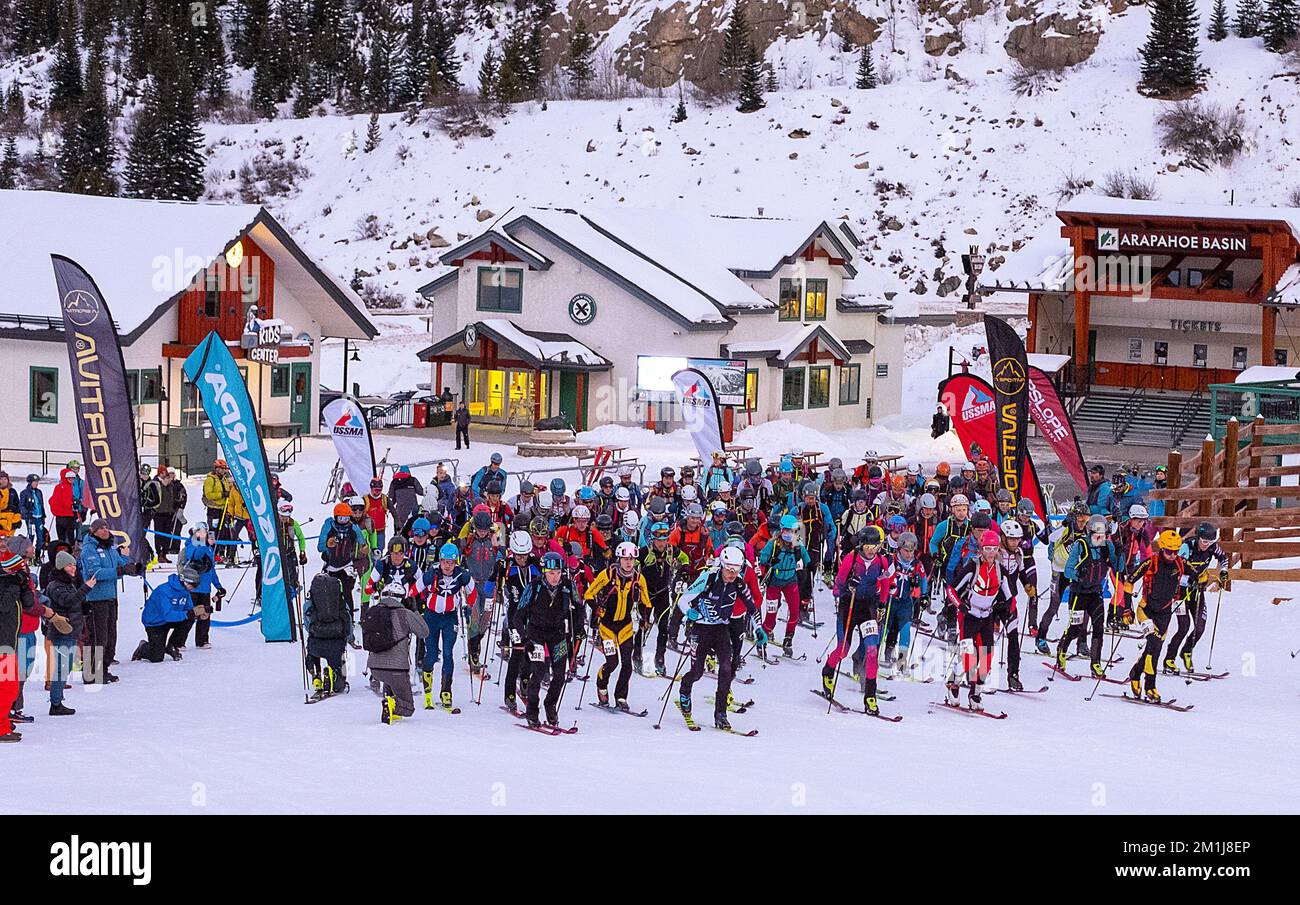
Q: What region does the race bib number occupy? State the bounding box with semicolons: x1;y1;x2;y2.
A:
1070;610;1085;625
765;601;778;615
1172;599;1186;615
602;638;616;656
528;645;546;662
959;638;975;655
864;620;879;638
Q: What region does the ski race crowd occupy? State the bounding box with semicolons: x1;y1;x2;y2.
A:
0;446;1233;740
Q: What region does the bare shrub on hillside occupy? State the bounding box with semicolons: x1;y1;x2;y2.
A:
236;152;309;203
1099;169;1159;201
1055;169;1093;202
1155;100;1247;170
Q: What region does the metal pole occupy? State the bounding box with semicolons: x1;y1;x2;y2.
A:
342;338;350;398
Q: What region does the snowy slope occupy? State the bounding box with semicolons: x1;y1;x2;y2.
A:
9;435;1300;814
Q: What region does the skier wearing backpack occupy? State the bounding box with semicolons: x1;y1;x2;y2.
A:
500;531;540;713
305;571;353;700
514;551;580;729
417;542;477;711
364;588;430;724
319;502;365;641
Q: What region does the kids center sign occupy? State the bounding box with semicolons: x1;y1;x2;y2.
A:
1097;227;1250;254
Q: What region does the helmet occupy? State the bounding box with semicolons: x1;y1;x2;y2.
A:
550;478;566;496
1070;500;1089;517
277;500;293;516
1086;515;1108;536
971;513;992;530
831;467;847;483
661;466;676;478
1001;520;1024;539
963;461;977;474
388;537;406;553
995;488;1014;504
490;452;503;465
684;503;705;520
936;462;951;477
595;513;613;531
919;492;937;510
615;541;638;559
509;531;532;555
681;485;698;502
576;486;596;503
410;517;432;536
212;459;226;469
779;457;794;474
537;490;553;510
907;464;921;477
948;475;966;491
710;500;728;513
472;511;493;532
767;511;782;531
529;517;550;537
976;459;992;474
887;514;907;533
726;520;744;538
719;546;745;569
858;525;884;548
599;475;614;488
779;514;799;532
457;478;470;490
898;531;919;551
178;566;201;587
1158;529;1183;552
1017;498;1036;515
1197;522;1218;542
1127;504;1149;520
571;505;591;521
851;488;869;503
891;474;906;491
25;473;39;484
801;481;818;498
332;502;352;519
980;529;1001;548
744;459;761;477
140;463;152;476
541;551;565;572
485;480;503;496
650;523;671;540
867;464;883;481
439;542;460;561
615;487;631;502
647;496;667;515
519;481;534;495
973;499;992;515
829;457;843;471
949;493;970;508
622;511;640;530
370;477;383;489
618;465;633;477
346;495;362;511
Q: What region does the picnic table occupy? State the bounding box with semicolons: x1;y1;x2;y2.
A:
861;453;905;472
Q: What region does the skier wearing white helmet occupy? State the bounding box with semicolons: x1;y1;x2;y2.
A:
583;540;651;711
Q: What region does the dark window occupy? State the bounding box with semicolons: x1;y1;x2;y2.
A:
271;364;291;396
838;364;861;405
778;278;802;321
805;279;827;320
781;368;805;410
1187;268;1235;290
181;378;208;427
203;272;220;318
476;267;523;312
30;367;57;423
1193;344;1208;368
808;365;831;408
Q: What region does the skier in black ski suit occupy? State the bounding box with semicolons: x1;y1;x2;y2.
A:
513;552;581;728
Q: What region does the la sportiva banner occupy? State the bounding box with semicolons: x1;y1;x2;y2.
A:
322;396;376;495
183;332;292;642
1027;366;1089;497
672;367;726;463
937;371;1047;519
51;255;146;563
984;315;1031;501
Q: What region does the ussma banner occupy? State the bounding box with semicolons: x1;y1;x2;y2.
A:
183;332;292;642
51;255;146;564
984;315;1031;502
938;372;1047;519
322;396;376;495
672;368;726;463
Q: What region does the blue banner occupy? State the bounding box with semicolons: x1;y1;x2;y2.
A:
182;332;292;642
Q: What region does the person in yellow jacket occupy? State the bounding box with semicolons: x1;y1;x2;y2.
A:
584;541;651;711
224;485;252;565
0;472;22;537
202;460;234;561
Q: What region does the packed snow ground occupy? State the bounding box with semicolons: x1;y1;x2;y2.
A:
9;429;1300;814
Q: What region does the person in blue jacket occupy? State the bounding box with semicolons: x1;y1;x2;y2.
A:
176;523;225;650
471;453;508;500
78;519;144;684
1085;465;1112;515
19;474;46;561
1106;470;1148;522
132;567;200;663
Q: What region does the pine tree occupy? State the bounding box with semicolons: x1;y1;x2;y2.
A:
14;0;58;54
719;2;750;91
49;0;84;116
398;0;429;107
1209;0;1230;38
124;28;205;201
566;19;595;97
1139;0;1205;97
426;0;461;96
856;43;878;88
364;0;402;112
232;0;270;68
496;52;521;107
765;66;777;92
478;45;498;103
671;88;687;123
5;83;25;131
736;41;764;113
1263;0;1300;50
310;0;353;97
59;44;117;196
1235;0;1263;36
0;137;19;189
251;52;280;118
364;111;381;151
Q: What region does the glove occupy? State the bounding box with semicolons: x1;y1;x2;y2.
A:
754;626;768;645
1218;568;1229;584
327;536;338;548
1136;618;1154;637
49;614;73;635
299;553;308;566
214;589;226;603
192;604;208;619
685;607;702;623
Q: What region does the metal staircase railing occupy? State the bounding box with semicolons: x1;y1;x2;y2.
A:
1111;374;1150;445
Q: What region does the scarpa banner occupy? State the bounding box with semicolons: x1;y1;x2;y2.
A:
938;371;1047;519
984;315;1031;501
1027;366;1089;497
183;331;292;642
322;396;376;494
672;367;726;463
51;255;146;563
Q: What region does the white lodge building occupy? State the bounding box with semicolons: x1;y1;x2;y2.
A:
0;190;377;473
416;208;904;433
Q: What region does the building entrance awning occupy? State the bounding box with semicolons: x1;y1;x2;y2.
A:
417;318;612;372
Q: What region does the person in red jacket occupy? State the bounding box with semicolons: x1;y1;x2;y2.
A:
364;478;389;551
49;463;87;546
1;538;52;741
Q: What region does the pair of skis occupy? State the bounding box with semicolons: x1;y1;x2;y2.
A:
809;689;903;722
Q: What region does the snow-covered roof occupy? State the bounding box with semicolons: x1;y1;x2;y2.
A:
0;189;376;342
725;323;855;365
1234;365;1300;385
1270;263;1300;308
980;232;1074;293
1028;353;1072;374
418;318;611;372
1059;194;1300;244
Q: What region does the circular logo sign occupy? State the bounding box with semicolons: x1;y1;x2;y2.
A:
568;293;596;326
463;324;478;349
991;357;1027;397
62;289;101;327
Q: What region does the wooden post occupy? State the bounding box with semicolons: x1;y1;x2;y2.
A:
1198;436;1215;519
1242;416;1265;566
1221;419;1240;586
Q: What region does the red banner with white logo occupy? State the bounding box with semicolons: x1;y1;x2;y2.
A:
1027;366;1088;498
937;372;1047;519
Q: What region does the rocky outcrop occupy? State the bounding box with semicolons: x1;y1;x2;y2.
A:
1004;13;1102;69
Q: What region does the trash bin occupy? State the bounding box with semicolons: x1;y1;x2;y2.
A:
413;403;427;429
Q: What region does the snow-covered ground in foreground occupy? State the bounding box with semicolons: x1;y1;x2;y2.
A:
9;429;1300;814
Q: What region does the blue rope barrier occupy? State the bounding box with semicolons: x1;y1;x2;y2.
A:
144;527;320;544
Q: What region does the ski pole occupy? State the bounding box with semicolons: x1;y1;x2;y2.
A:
652;647;691;730
1048;586;1079;683
1205;583;1225;670
826;589;856;714
574;623;599;710
475;584;501;705
292;587;310;703
1085;612;1124;702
